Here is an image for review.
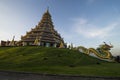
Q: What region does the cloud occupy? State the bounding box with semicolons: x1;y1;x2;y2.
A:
72;18;118;39
69;18;120;56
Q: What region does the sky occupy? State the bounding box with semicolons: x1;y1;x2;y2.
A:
0;0;120;56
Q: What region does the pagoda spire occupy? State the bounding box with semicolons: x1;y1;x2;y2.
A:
46;6;49;13
21;9;65;47
44;7;50;16
9;36;15;46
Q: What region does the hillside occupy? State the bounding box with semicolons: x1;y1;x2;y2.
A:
0;46;120;77
0;46;105;67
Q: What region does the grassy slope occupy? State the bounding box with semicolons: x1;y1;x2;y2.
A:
0;46;120;77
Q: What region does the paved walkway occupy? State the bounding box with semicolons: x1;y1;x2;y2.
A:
0;71;119;80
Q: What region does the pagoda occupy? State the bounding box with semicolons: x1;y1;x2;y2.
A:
21;9;64;47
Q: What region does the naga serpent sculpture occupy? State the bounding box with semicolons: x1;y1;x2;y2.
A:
77;42;113;59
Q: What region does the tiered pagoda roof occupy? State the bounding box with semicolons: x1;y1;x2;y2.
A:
21;9;64;46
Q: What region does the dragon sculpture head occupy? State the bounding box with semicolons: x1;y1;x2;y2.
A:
99;42;113;50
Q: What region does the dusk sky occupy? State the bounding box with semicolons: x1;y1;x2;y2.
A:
0;0;120;55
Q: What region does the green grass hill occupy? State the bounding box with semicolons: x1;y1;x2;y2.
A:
0;46;104;67
0;46;120;77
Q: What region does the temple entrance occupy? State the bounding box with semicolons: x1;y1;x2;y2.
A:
46;43;50;47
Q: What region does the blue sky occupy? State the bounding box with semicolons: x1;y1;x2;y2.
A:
0;0;120;55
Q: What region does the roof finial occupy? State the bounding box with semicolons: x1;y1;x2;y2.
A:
46;6;49;13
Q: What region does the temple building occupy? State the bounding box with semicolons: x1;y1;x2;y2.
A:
21;9;65;47
0;36;18;47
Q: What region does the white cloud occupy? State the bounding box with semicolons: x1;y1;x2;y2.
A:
111;47;120;56
72;18;118;39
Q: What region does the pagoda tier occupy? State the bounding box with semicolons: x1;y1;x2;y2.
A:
21;9;64;47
